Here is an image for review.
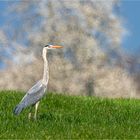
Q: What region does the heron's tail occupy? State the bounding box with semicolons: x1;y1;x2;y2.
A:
13;104;24;115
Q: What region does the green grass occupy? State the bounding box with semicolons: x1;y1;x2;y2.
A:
0;90;140;139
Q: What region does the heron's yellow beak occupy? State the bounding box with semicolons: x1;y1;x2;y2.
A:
51;45;63;49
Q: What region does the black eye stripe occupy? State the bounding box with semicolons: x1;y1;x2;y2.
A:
44;44;52;47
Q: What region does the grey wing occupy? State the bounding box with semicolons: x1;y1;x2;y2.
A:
20;80;47;108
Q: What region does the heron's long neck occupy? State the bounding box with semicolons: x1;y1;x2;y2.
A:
42;49;49;85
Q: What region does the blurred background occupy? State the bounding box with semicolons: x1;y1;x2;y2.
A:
0;0;140;98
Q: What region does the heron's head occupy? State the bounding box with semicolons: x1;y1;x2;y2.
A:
44;44;63;49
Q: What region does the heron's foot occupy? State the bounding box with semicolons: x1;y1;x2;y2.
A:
28;112;32;120
34;114;37;120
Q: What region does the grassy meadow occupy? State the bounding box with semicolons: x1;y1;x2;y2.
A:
0;90;139;139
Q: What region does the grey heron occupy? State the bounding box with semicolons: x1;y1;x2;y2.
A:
13;44;63;120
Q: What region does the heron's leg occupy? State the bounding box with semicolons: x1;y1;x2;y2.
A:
34;101;40;120
28;106;33;120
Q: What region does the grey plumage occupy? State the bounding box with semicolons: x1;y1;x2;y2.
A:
13;81;47;115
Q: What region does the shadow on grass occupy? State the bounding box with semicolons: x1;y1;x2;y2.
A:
39;113;56;121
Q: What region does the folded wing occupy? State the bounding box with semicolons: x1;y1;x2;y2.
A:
14;80;47;115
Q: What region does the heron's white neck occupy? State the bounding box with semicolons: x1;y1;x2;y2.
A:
42;48;49;85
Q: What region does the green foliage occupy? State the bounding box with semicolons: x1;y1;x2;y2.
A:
0;90;139;139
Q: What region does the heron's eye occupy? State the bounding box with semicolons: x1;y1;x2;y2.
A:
44;45;49;47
